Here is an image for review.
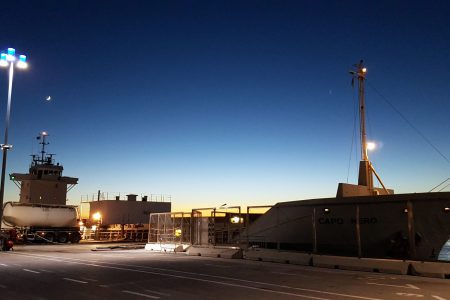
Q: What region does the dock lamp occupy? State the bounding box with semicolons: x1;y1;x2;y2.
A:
92;212;102;240
0;48;28;232
93;212;102;222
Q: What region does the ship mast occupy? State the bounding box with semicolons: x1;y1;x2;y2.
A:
39;131;49;163
350;60;389;194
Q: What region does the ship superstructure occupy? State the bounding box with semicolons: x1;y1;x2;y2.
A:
10;131;78;205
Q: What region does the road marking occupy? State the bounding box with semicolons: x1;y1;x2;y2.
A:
63;278;88;284
272;272;298;276
23;269;40;274
39;269;53;273
83;278;99;282
144;290;171;296
396;292;424;297
405;284;420;290
5;254;334;299
0;284;6;289
204;263;231;268
9;252;384;300
432;296;447;300
0;263;7;266
101;254;128;258
122;290;160;299
74;264;369;299
367;282;419;289
358;276;386;280
98;284;109;288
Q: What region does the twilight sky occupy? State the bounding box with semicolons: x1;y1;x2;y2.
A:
0;1;449;211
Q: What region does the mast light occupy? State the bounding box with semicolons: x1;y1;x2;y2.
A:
367;142;376;151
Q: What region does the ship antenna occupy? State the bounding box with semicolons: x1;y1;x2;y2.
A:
38;131;49;163
350;61;389;194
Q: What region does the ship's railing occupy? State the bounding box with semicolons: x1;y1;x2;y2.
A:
80;192;172;203
83;229;148;242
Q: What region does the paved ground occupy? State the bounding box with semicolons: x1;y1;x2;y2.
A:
0;243;449;300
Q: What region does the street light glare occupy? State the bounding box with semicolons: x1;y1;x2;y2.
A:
0;46;28;231
0;54;7;67
0;50;27;68
6;48;16;62
17;55;27;69
17;61;27;69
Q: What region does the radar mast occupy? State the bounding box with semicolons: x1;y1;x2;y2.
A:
337;61;392;197
349;60;388;194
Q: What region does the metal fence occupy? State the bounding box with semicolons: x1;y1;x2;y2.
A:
148;212;191;245
147;206;272;247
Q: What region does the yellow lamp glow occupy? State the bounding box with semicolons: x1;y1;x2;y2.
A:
230;216;243;224
93;212;101;221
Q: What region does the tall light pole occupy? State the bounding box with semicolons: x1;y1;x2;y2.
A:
0;48;28;230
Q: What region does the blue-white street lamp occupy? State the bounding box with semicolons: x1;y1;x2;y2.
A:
0;48;28;230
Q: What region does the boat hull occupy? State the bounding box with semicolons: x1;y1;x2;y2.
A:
245;192;450;261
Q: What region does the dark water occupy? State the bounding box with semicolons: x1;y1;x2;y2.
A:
438;240;450;261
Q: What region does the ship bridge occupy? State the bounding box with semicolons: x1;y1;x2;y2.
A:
9;132;78;205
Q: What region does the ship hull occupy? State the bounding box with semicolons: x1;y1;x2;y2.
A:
245;192;450;261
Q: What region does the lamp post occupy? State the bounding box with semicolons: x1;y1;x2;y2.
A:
0;48;28;230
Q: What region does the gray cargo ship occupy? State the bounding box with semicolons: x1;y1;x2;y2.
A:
245;62;450;261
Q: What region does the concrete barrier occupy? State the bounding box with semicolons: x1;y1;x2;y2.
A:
244;248;312;266
186;246;243;258
144;243;449;279
313;255;409;275
145;243;188;252
408;261;450;279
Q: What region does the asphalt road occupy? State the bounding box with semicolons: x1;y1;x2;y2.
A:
0;243;449;300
